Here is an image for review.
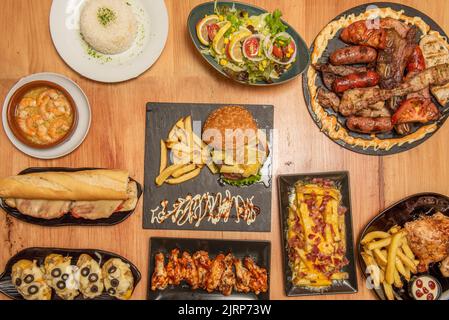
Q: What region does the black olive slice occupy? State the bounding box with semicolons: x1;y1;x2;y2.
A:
28;285;38;295
57;281;66;289
61;274;69;281
15;278;22;287
110;279;120;287
51;268;61;278
81;267;90;277
108;266;117;274
107;287;116;295
88;273;99;283
90;285;99;293
24;275;34;284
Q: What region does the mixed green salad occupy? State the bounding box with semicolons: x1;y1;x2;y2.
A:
196;4;297;83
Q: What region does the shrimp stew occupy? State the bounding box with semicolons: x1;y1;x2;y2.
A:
14;87;74;146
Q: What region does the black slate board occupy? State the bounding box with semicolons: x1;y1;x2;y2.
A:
302;2;449;156
148;237;271;300
278;171;358;296
0;247;141;300
358;193;449;300
0;167;142;227
143;102;273;232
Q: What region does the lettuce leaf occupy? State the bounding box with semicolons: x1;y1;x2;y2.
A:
221;173;262;187
265;9;287;35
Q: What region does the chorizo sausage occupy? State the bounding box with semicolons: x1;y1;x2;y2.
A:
330;46;378;65
332;71;380;93
346;116;393;133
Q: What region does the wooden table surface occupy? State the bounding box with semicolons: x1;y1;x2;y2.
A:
1;0;448;301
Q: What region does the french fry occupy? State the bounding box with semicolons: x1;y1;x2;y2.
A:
373;249;388;267
171;164;196;178
386;231;404;285
383;282;395;300
155;164;184;186
159;140;167;174
361;231;391;244
396;249;417;274
401;239;415;260
393;268;403;288
388;225;401;234
175;117;185;129
395;257;407;278
361;252;381;288
367;238;391;251
166;168;201;184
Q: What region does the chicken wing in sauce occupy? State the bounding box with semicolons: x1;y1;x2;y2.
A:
234;258;252;293
192;251;211;290
219;254;236;296
206;254;226;293
166;248;183;285
151;253;169;291
244;257;268;295
181;251;199;290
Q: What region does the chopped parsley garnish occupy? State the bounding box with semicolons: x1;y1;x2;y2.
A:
97;7;116;26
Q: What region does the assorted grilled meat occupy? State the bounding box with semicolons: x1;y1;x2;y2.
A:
151;249;268;296
314;18;449;135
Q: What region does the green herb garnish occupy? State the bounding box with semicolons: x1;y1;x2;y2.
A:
222;173;262;187
97;7;116;26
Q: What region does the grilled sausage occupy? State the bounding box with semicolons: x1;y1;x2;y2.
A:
340;20;387;49
346;116;393;133
332;71;380;93
330;46;378;66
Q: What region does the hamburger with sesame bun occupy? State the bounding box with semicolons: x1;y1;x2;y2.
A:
202;106;268;186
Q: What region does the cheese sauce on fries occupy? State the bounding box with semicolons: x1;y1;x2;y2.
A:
308;7;443;151
288;179;349;288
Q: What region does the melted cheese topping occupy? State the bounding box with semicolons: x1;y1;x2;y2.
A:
308;7;442;151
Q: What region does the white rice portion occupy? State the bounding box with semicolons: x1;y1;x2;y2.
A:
80;0;138;55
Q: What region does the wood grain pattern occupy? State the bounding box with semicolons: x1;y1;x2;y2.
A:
0;0;448;300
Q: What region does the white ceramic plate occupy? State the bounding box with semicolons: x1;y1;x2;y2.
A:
2;73;91;159
49;0;169;83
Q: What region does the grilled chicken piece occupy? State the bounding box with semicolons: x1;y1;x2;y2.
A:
181;251;199;290
244;257;268;295
193;251;211;289
219;254;236;296
166;248;183;285
151;253;168;291
234;258;251;293
440;256;449;277
339;63;449;116
405;212;449;272
205;254;225;293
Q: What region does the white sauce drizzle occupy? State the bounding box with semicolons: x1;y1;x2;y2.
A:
150;190;259;227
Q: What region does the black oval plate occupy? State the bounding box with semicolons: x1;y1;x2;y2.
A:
148;237;271;300
358;193;449;300
302;2;449;156
0;167;142;227
188;1;310;86
278;171;358;296
0;247;141;300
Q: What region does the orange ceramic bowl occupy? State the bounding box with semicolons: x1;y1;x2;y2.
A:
7;81;78;149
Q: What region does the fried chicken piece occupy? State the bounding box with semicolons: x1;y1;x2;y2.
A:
244;257;268;295
181;251;199;290
151;253;168;291
193;251;211;290
166;248;183;285
234;258;251;293
405;212;449;272
205;254;225;293
219;254;235;296
316;88;340;112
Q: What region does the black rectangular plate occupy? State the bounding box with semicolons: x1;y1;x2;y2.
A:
278;171;358;296
0;247;141;300
358;193;449;300
0;167;142;227
148;237;271;300
143;102;273;232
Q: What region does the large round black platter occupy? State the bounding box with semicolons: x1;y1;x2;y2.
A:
358;193;449;300
0;167;142;227
0;247;141;300
302;2;449;156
